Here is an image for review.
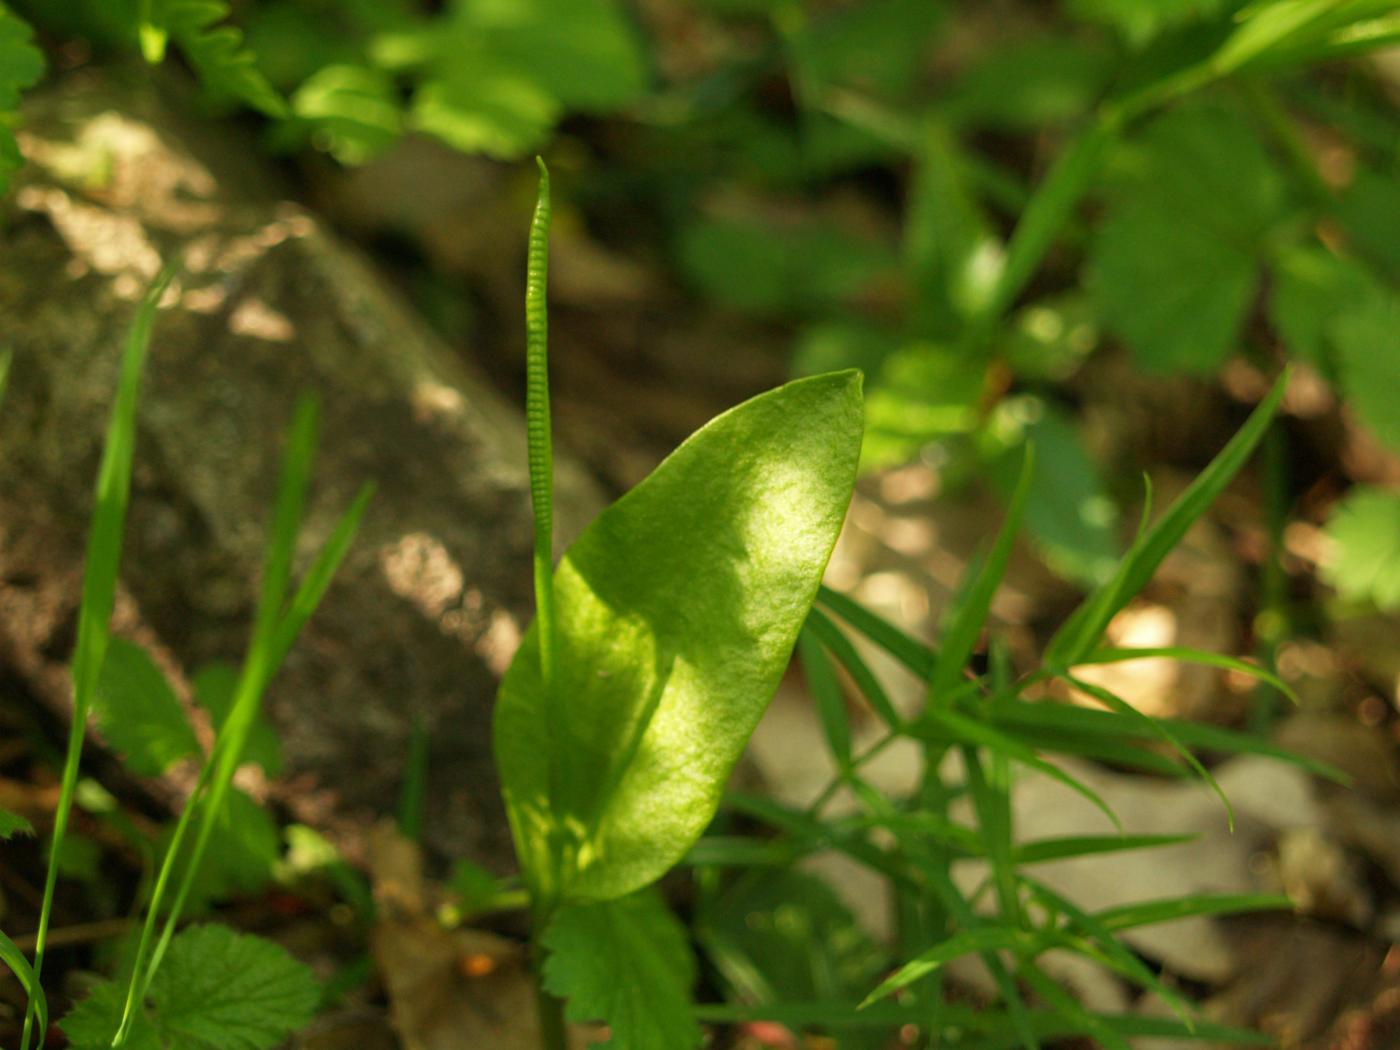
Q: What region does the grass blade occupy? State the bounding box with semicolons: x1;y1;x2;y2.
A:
804;607;901;729
1094;893;1291;933
860;926;1043;1008
22;260;177;1050
1014;833;1195;865
1062;672;1234;830
817;585;935;678
798;625;852;768
113;410;371;1047
1;928;47;1038
929;448;1032;704
1046;374;1287;668
921;708;1122;831
1081;647;1298;705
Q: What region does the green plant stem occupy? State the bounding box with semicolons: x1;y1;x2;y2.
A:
534;960;569;1050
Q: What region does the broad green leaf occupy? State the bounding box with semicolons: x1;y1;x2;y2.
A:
1045;373;1286;667
1267;246;1373;380
496;372;863;901
192;663;281;776
150;924;320;1049
94;638;200;777
1333;285;1400;453
380;0;645;158
167;788;280;908
860;926;1043;1008
1322;486;1400;611
63;982;161;1050
1091;106;1284;373
679;217;897;318
862;342;986;469
543;890;700;1050
986;400;1120;586
63;926;317;1049
291;64;402;164
784;0;943;101
0;807;34;838
904;121;1001;330
0;5;44;193
1337;167;1400;281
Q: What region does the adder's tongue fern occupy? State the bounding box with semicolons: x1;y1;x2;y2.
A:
526;157;557;702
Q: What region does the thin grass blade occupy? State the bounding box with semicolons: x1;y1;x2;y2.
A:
804;608;901;729
24;259;177;1050
798;626;852;769
930;447;1032;703
817;585;935;678
1046;375;1287;668
1094;893;1291;933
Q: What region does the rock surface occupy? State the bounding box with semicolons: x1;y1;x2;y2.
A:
0;68;604;866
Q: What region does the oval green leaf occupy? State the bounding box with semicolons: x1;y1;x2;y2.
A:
495;371;864;902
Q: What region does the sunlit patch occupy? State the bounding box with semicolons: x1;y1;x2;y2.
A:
379;532;465;619
229;297;296;342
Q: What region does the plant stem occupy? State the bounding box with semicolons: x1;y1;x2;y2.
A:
534;963;569;1050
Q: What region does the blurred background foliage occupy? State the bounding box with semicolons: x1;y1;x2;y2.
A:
2;0;1399;598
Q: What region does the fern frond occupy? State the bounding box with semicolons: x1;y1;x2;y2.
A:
0;4;45;194
159;0;286;118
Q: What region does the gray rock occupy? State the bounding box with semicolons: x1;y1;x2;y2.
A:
0;69;604;866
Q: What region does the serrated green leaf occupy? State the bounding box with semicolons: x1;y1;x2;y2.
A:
496;372;862;902
1091;106;1284;374
1322;486;1400;611
1267;246;1373;380
1333;285;1400;453
62;981;160;1050
0;807;34;839
147;925;320;1049
543;890;700;1050
94;637;200;777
